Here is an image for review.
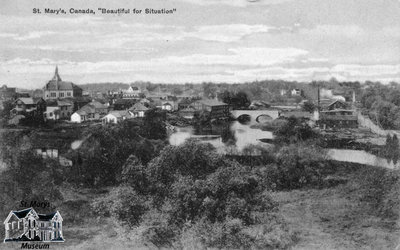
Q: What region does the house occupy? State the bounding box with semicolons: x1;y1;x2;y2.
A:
178;107;196;119
317;98;358;129
326;100;350;111
178;98;194;110
102;110;135;124
12;98;46;119
113;99;136;110
122;85;142;99
43;66;82;100
88;100;108;115
161;101;178;111
291;89;303;97
192;99;230;119
0;85;16;101
45;100;73;120
4;208;63;242
318;109;358;129
70;104;99;123
129;102;149;117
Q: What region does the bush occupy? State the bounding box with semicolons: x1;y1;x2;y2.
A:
268;144;326;190
91;186;149;226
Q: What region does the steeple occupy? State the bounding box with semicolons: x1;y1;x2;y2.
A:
52;65;62;82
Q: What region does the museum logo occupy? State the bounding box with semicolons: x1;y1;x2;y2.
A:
3;207;64;244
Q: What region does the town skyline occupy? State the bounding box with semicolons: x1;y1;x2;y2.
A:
0;0;399;89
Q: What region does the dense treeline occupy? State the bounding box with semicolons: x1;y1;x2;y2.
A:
361;83;400;129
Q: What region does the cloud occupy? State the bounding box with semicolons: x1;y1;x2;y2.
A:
162;47;309;66
3;54;398;87
13;31;58;41
186;24;271;42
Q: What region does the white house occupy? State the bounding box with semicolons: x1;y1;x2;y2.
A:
4;208;63;242
291;89;302;96
70;110;87;123
129;102;148;117
161;102;173;111
45;106;60;120
122;85;142;99
70;104;100;123
102;110;135;124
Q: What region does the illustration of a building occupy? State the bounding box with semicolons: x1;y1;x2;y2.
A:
3;208;64;242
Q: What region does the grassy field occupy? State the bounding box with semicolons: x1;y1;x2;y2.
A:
273;163;400;250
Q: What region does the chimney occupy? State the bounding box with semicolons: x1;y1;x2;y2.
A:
317;83;320;111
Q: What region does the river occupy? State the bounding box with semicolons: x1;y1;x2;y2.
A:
169;121;273;155
327;149;399;170
169;121;399;170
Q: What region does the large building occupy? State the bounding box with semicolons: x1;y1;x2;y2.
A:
43;66;82;100
192;99;230;119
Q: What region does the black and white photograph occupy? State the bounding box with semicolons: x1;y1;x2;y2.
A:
0;0;399;249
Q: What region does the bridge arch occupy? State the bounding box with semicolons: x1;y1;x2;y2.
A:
256;114;273;123
237;114;251;124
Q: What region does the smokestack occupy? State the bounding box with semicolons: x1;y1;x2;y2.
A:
352;90;356;103
317;83;320;111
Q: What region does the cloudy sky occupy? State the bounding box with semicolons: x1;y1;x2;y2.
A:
0;0;399;89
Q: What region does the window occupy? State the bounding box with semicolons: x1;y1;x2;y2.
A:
59;92;64;97
58;222;60;228
33;220;36;227
54;231;56;239
28;220;31;228
67;92;71;96
50;92;56;97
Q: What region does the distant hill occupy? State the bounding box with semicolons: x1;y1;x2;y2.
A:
78;83;131;92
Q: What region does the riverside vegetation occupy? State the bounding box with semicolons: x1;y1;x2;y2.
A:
0;115;399;249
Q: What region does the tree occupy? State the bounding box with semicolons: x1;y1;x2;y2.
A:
302;101;315;112
274;116;317;144
220;91;250;109
273;144;326;189
172;87;183;96
140;109;167;140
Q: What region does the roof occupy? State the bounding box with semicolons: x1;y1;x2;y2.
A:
130;102;149;111
106;110;131;118
90;101;108;109
16;98;35;105
114;99;136;105
44;80;81;91
43;66;82;91
178;98;194;105
322;109;355;113
76;104;96;115
38;212;56;221
13;208;32;219
328;99;347;107
179;107;196;112
57;100;72;106
195;99;228;106
129;86;139;90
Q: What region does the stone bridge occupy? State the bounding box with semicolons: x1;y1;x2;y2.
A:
231;109;280;123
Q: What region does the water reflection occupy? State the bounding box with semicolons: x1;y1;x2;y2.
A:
169;121;273;154
328;149;400;170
